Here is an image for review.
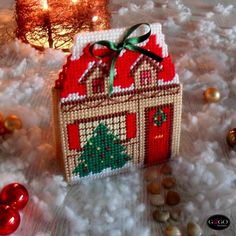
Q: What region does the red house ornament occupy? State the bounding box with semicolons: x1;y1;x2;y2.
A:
52;23;182;184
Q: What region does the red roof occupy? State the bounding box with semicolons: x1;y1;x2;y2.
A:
55;35;176;101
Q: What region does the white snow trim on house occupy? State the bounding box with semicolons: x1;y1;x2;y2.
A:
78;61;96;82
113;84;135;93
158;74;180;86
61;93;86;103
61;74;179;103
71;162;133;183
78;61;108;83
72;23;168;60
130;54;163;71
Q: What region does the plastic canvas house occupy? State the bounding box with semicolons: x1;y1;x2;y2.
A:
52;23;182;184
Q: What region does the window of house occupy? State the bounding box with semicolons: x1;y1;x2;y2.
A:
67;123;81;150
140;70;152;86
92;77;105;94
68;112;137;151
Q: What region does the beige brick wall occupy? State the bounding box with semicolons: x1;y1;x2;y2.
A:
53;85;182;183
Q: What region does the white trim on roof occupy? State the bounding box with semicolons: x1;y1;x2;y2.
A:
158;74;179;86
71;23;168;60
61;93;86;103
113;84;135;93
78;60;108;83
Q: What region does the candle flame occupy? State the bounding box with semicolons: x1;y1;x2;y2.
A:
42;0;49;11
71;0;78;4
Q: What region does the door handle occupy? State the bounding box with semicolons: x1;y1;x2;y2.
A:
154;134;163;139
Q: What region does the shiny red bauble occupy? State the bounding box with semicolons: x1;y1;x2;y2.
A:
0;204;20;235
0;183;29;210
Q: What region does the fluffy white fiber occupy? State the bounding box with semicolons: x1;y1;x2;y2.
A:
214;3;234;16
0;0;236;235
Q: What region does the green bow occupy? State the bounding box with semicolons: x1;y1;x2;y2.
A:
89;23;163;95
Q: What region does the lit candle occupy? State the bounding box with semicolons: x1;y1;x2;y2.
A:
42;0;49;11
71;0;90;32
41;0;53;48
15;0;110;51
71;0;78;4
71;0;79;21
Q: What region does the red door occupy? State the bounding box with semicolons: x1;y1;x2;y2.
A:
145;104;173;165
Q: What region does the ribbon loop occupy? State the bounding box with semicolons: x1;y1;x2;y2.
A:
89;23;163;95
117;42;125;51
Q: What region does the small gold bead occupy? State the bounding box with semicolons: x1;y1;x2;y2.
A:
203;87;221;103
227;128;236;147
4;115;22;132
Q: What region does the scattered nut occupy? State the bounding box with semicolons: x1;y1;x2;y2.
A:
149;194;165;206
170;208;182;222
166;191;181;206
187;222;203;236
144;168;158;181
160;164;172;175
147;182;161;194
164;225;182;236
162;177;176;189
153;210;170;222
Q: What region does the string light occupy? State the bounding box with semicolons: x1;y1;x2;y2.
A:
92;15;99;22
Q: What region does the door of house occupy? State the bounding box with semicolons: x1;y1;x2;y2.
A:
145;104;173;165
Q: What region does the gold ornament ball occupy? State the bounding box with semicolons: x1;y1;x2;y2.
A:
203;87;221;103
227;128;236;147
4;115;22;132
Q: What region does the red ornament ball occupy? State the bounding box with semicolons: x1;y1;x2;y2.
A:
0;204;20;235
0;183;29;210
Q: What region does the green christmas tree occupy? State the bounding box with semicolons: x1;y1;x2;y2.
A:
73;123;131;177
